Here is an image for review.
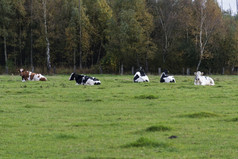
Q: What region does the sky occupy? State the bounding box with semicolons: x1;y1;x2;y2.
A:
218;0;237;15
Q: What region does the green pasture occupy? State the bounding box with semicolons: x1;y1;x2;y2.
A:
0;74;238;158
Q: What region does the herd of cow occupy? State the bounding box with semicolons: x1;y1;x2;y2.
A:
18;68;215;86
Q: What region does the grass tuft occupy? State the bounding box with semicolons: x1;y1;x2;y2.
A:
85;99;93;102
85;99;103;102
225;117;238;122
184;112;219;118
24;104;43;109
20;85;27;88
135;95;158;99
123;137;168;148
60;83;67;88
177;86;193;89
86;157;116;159
72;123;89;127
120;80;132;83
24;104;36;108
146;125;172;132
56;134;77;140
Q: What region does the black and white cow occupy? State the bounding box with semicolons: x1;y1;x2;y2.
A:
133;67;149;83
160;70;176;83
194;71;215;86
69;73;101;85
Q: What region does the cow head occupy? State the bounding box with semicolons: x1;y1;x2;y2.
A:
137;67;146;76
194;71;204;76
194;71;204;77
163;69;169;74
194;71;204;84
18;68;25;76
69;73;76;81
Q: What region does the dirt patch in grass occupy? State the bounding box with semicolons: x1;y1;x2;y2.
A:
146;125;172;132
123;137;169;148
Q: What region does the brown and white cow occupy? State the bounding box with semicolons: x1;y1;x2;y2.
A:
18;68;47;82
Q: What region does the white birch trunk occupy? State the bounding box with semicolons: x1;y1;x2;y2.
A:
4;35;8;74
120;63;124;75
30;0;34;72
197;7;204;71
79;0;82;69
42;0;51;71
197;1;205;71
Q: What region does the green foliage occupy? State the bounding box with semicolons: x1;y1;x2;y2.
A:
0;0;12;35
0;0;238;74
105;0;155;69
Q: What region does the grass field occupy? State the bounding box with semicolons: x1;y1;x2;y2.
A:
0;74;238;159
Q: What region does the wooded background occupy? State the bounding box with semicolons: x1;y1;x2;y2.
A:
0;0;238;74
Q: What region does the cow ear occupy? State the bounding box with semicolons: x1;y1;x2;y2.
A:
201;72;204;75
194;72;197;75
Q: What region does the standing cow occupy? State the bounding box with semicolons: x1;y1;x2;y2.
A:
69;73;101;85
133;67;149;83
194;71;215;86
18;68;47;82
160;70;176;83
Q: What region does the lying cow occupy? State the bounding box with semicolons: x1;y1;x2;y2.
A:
133;68;149;82
160;70;176;83
69;73;101;85
18;68;47;82
194;71;215;86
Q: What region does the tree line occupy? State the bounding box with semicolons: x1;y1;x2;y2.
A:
0;0;238;74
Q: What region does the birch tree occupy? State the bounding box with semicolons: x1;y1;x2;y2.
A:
30;0;34;71
194;0;222;71
42;0;51;72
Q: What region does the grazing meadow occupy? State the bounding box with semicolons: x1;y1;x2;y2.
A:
0;74;238;158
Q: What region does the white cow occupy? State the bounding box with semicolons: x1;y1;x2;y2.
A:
133;68;149;83
160;70;176;83
194;71;215;86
